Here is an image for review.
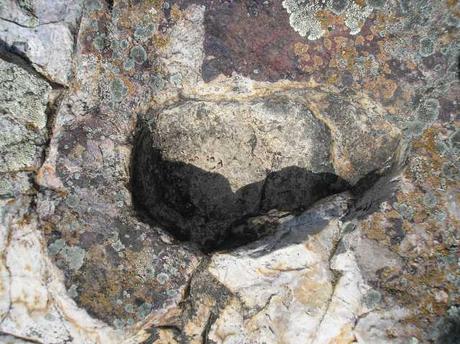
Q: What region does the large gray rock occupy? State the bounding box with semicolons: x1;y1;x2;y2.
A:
0;0;83;85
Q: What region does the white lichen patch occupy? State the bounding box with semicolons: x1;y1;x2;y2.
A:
282;0;375;40
282;0;327;40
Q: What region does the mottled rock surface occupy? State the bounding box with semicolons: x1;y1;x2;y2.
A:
133;88;400;248
0;1;458;344
0;59;50;176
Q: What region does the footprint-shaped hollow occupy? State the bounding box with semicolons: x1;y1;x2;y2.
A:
132;90;400;251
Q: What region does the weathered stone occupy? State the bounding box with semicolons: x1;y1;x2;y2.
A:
0;58;50;173
205;193;364;344
0;1;458;343
0;0;83;85
134;87;400;248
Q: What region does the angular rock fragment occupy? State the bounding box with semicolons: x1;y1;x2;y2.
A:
0;58;50;175
0;0;83;85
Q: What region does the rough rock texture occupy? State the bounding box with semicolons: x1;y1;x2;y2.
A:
0;0;82;85
0;1;459;344
0;59;50;177
133;89;400;248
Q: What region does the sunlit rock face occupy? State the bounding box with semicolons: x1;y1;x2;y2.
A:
0;0;458;343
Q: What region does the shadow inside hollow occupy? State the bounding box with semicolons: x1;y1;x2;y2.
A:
132;125;351;252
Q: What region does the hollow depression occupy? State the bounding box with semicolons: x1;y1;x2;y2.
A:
132;92;401;251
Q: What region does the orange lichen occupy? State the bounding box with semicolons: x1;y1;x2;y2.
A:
412;127;445;170
170;4;183;22
355;35;365;45
153;34;169;50
313;55;324;67
327;73;339;85
148;0;165;10
364;76;398;100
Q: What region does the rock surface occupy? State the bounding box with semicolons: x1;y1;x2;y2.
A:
0;1;458;344
0;0;82;85
133;88;400;247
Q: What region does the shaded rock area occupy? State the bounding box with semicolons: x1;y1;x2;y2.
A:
0;1;458;344
132;90;400;249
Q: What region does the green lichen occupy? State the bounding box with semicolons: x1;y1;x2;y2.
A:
124;304;135;313
156;272;169;285
111;239;125;252
282;0;325;39
170;73;182;87
423;192;437;208
86;0;102;12
134;24;157;42
137;302;152;318
449;130;460;152
68;285;79;298
442;162;460;181
130;45;147;65
446;14;459;28
93;35;106;51
62;245;86;271
433;211;447;222
123;58;135;71
363;289;382;309
0;60;50;173
328;0;349;15
367;0;385;9
393;202;415;221
417;98;439;124
66;194;80;208
120;39;129;50
49;239;86;271
405;120;426;138
419;37;435;57
113;319;124;329
48;239;66;256
166;289;178;297
111;78;128;101
0;178;20;198
150;75;166;91
343;1;373;35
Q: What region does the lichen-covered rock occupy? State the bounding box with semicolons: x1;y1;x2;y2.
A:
0;0;458;343
0;59;50;174
30;1;202;332
282;0;374;40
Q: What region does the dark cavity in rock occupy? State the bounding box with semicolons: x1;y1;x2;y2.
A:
132;118;350;252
